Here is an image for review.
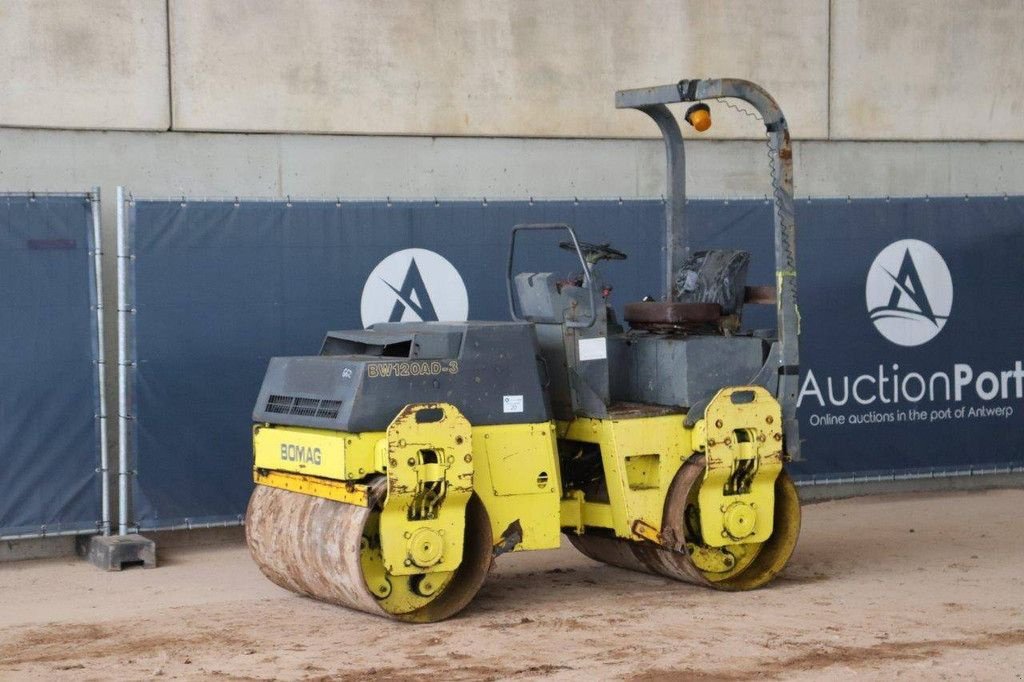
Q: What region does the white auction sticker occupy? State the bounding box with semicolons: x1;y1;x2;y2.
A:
503;395;524;413
578;337;607;361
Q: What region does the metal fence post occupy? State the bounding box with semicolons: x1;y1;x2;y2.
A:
90;188;111;536
116;187;131;535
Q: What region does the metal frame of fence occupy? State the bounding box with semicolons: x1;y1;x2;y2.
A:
794;462;1024;487
109;192;1024;534
116;187;135;535
0;189;1018;541
0;190;110;541
91;188;112;536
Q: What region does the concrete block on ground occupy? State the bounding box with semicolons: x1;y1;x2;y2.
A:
77;534;157;571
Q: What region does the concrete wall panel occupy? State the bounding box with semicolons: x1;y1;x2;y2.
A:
831;1;1024;140
169;0;829;139
0;0;170;131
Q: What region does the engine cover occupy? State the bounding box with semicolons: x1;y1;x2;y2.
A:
252;321;551;432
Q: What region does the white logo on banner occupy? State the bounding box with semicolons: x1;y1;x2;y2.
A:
360;248;469;328
865;239;953;347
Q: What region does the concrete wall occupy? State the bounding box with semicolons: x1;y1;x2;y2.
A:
0;0;169;130
3;1;1023;140
831;1;1024;140
167;0;829;139
5;132;1024;205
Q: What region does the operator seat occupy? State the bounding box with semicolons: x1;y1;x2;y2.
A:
624;249;751;333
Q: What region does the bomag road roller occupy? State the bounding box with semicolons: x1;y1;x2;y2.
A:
245;78;803;622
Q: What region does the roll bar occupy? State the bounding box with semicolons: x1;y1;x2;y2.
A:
616;79;800;459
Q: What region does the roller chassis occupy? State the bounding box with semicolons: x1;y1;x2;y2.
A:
247;384;797;620
246;77;804;621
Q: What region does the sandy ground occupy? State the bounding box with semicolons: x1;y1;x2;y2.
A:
1;489;1023;681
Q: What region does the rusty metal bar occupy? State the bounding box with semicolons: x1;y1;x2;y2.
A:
744;285;777;305
631;104;686;300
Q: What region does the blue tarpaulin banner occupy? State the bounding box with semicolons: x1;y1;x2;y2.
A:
0;194;102;538
697;197;1024;481
126;197;1024;529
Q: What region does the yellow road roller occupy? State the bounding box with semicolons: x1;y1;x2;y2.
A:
245;78;803;622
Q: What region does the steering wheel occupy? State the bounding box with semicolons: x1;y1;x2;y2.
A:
558;240;628;265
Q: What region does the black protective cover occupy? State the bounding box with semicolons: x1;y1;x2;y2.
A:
675;249;751;315
253;321;551;432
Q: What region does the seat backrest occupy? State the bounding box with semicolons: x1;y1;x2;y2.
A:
513;272;593;324
675;250;751;315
